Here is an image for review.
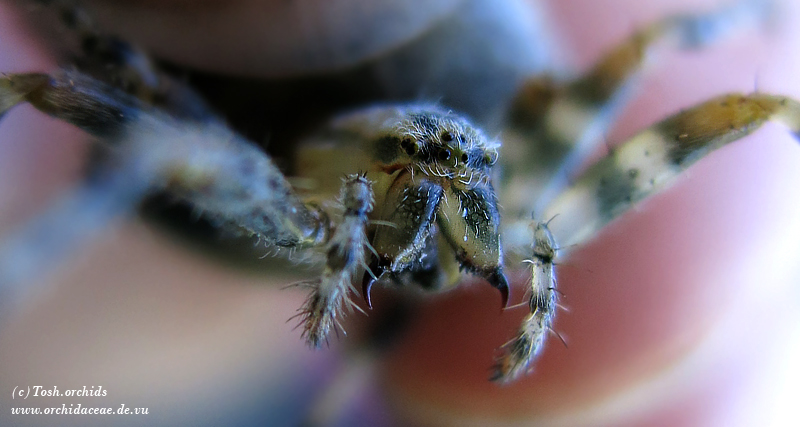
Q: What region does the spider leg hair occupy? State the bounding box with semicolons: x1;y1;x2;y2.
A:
29;0;215;119
543;93;800;251
496;90;800;383
0;70;334;297
503;0;776;223
298;174;374;348
492;220;558;383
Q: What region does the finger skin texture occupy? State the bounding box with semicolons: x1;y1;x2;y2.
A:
84;0;464;77
0;0;799;426
80;0;551;122
381;0;800;425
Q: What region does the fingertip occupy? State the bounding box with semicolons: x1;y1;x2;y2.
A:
84;0;463;77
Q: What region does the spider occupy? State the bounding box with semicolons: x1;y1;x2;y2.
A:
1;0;800;424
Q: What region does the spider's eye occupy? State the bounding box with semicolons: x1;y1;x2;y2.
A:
484;150;498;166
460;153;469;163
400;138;418;156
438;148;452;161
441;131;454;142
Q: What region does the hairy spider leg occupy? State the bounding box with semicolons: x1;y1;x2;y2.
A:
492;220;558;383
502;0;774;223
295;174;374;348
490;0;779;383
494;92;800;384
0;70;345;298
543;93;800;249
32;0;216;120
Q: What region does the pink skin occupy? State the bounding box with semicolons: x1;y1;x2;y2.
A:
1;0;800;425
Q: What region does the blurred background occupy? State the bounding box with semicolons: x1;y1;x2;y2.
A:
1;0;800;426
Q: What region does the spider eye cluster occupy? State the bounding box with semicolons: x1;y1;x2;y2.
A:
393;109;500;173
398;129;500;171
400;137;418;156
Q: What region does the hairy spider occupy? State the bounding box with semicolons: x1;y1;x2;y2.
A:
1;0;800;424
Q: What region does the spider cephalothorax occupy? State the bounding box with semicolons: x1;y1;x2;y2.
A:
367;109;508;305
392;111;499;174
296;106;510;312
